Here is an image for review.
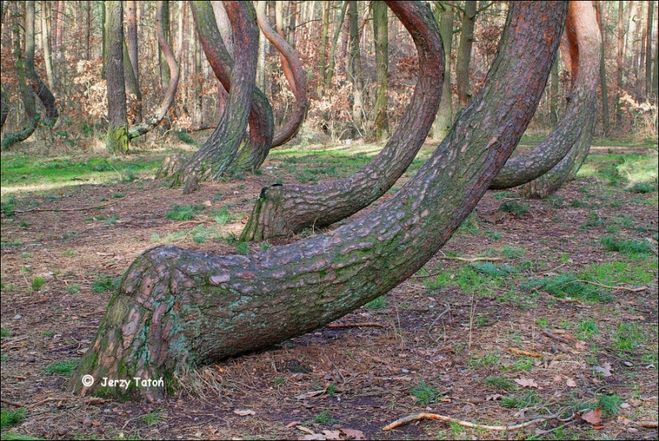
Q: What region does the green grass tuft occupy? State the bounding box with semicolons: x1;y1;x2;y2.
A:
43;359;79;375
600;236;653;256
410;380;441;405
31;277;46;292
522;273;613;303
92;274;121;293
165;204;205;221
499;201;529;217
1;408;26;430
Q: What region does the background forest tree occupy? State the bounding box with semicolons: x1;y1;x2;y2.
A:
1;1;657;150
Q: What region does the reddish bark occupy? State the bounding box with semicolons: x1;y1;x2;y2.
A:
71;1;566;401
241;1;445;241
256;5;308;148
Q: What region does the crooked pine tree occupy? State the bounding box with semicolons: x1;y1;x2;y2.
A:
171;1;259;193
71;1;567;401
256;4;308;148
518;1;600;198
241;1;445;241
490;0;600;190
157;0;274;187
127;0;180;140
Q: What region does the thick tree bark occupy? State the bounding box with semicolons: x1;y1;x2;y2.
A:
169;1;259;194
0;86;7;129
347;1;364;132
158;0;273;185
2;4;38;150
517;2;600;198
25;1;58;127
241;1;444;242
122;38;142;123
104;1;129;154
431;1;454;140
40;1;55;90
71;1;566;401
325;1;348;90
456;0;476;107
255;1;266;91
596;1;610;136
128;1;179;140
373;0;389;140
490;1;600;190
256;5;308;148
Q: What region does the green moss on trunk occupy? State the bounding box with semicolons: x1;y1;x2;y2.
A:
106;126;129;154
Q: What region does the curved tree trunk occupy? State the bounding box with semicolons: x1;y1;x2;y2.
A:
171;1;259;194
256;4;308;148
104;1;128;154
128;1;179;140
158;0;273;186
241;1;445;242
25;0;58;127
490;1;600;190
71;1;565;401
2;4;38;150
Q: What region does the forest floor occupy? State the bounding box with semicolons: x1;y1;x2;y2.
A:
1;136;658;440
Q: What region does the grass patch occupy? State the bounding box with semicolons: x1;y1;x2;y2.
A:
142;411;162;426
31;277;46;292
1;409;26;430
484;376;516;392
470;262;518;277
600;236;653;256
576;320;599;340
1;195;17;217
165;204;205;221
211;206;231;224
498;201;529;217
597;394;623;416
613;323;647;354
0;328;11;338
313;410;335;425
43;359;79;375
92;274;120;293
65;284;81;294
468;352;501;369
365;296;386;310
501;391;540;409
175;130;196;145
410;380;441;405
579;260;655;286
522;273;613;303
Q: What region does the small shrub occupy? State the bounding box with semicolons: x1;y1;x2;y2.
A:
31;277;46;292
165;204;205;221
0;408;26;430
627;182;656;194
365;296;386;309
314;410;335;425
92;274;120;293
485;376;516;392
499;201;529;217
43;359;79;375
600;236;652;256
410;380;440;405
1;195;17;217
597;394;622;416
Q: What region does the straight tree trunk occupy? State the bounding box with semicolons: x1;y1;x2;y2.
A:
168;1;260;193
158;0;171;90
101;0;106;78
104;0;128;154
492;1;600;191
615;1;624;128
125;0;140;122
193;35;203;128
317;2;330;96
52;1;63;61
456;0;476;107
24;0;58;127
596;0;610;135
123;38;142;123
275;0;285;37
40;1;55;90
256;6;308;147
71;1;566;401
325;1;348;89
241;1;445;241
347;1;364;133
255;1;267;91
431;1;453;140
287;0;297;47
372;0;389;140
128;1;179;140
645;1;654;97
2;4;38;149
86;0;91;60
654;40;659;97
